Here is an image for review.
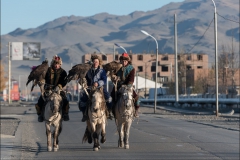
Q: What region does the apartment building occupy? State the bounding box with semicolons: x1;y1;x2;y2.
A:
82;53;208;83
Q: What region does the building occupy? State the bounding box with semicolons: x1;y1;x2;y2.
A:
82;53;208;83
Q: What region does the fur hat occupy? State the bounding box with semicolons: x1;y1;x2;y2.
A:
51;55;62;66
119;52;131;62
91;54;103;65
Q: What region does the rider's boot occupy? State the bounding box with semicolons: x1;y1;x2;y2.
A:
62;103;70;121
35;104;44;122
81;107;88;122
106;101;114;120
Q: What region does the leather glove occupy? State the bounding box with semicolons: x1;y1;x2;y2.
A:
54;86;60;92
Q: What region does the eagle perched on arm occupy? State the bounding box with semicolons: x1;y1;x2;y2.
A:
26;59;49;93
64;62;92;83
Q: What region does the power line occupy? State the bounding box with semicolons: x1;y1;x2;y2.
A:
186;18;214;54
217;13;240;24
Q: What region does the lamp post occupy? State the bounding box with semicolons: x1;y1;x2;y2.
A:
19;75;25;96
71;63;79;101
144;59;155;98
114;43;127;53
141;30;159;114
211;0;218;116
97;48;109;91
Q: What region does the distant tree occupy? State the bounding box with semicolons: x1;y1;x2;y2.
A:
0;60;7;92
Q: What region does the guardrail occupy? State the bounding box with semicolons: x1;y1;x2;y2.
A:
140;96;240;108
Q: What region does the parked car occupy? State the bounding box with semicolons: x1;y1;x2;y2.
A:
0;97;4;101
20;96;26;101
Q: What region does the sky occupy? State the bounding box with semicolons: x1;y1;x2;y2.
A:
1;0;184;35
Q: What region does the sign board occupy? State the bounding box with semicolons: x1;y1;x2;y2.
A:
11;42;23;60
11;42;41;60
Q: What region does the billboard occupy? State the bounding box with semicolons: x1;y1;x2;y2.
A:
11;42;41;60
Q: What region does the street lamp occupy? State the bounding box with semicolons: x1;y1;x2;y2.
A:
71;62;79;102
96;48;109;91
141;30;159;114
114;43;127;53
211;0;219;116
144;59;155;98
19;75;25;96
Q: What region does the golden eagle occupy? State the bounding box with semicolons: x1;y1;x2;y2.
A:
65;63;92;83
102;61;122;77
26;59;49;92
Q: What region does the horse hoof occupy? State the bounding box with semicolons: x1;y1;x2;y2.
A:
101;137;106;143
93;147;99;151
54;147;58;152
47;147;52;152
98;146;101;149
125;145;129;149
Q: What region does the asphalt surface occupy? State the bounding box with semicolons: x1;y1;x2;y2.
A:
0;101;239;160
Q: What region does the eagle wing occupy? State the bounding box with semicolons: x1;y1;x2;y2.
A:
65;63;91;83
26;60;49;87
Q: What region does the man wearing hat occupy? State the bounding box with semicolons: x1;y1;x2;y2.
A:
111;52;140;117
79;54;114;122
35;55;70;122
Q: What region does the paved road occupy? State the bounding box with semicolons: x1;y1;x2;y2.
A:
1;103;239;160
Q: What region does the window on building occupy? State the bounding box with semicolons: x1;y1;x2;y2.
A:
137;55;143;61
197;55;203;60
187;55;191;60
102;55;107;61
151;66;156;72
115;55;119;61
177;55;180;60
129;55;132;60
197;66;203;69
161;56;168;61
162;66;168;72
138;66;143;72
186;65;192;70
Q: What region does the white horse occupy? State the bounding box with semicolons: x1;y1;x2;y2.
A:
44;90;63;152
115;85;134;149
83;87;107;151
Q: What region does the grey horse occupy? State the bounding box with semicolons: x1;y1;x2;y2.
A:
114;85;134;149
44;90;63;152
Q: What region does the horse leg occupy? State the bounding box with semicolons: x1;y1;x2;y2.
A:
117;123;124;148
45;123;52;151
100;123;106;144
124;120;132;149
55;121;62;150
53;123;61;152
93;132;100;151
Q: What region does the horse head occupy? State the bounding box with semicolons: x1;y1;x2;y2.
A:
118;85;133;109
90;87;104;113
44;89;62;122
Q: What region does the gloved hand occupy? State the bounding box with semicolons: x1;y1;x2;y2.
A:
127;84;132;88
54;86;60;92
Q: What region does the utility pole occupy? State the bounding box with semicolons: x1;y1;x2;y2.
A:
174;14;179;106
8;42;11;104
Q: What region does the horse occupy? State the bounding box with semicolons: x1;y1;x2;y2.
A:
114;85;134;149
82;86;107;151
44;89;63;152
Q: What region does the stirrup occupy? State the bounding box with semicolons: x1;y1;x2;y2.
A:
108;112;114;120
63;114;69;121
38;115;44;122
82;115;88;122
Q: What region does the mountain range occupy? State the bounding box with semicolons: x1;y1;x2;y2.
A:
0;0;239;77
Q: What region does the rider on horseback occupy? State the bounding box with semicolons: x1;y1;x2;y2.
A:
79;54;114;122
111;53;140;117
35;55;70;122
